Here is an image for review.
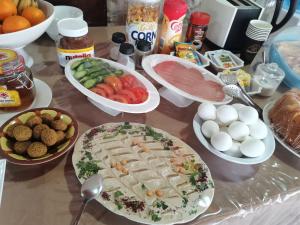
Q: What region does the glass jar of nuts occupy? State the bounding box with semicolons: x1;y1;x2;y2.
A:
126;0;161;51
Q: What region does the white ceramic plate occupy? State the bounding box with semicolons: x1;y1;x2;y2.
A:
0;159;6;206
0;78;52;126
263;101;300;158
72;122;214;225
142;54;232;105
193;114;276;165
65;58;160;114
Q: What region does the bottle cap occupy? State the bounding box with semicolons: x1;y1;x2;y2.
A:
112;32;126;44
136;40;151;52
163;0;188;21
58;18;88;37
119;43;134;55
190;12;211;26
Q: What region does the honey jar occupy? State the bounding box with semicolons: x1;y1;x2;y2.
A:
0;49;36;112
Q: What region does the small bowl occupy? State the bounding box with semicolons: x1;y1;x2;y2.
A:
46;5;83;41
0;108;79;166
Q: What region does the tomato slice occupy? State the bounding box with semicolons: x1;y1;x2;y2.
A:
117;89;137;104
96;84;114;97
90;87;107;97
109;94;129;104
129;87;148;103
104;75;123;92
120;75;138;89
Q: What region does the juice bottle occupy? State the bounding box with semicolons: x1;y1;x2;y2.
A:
158;0;188;54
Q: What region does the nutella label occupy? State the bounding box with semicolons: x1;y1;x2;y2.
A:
57;46;95;67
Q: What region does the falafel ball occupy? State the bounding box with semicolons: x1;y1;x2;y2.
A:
51;119;68;131
27;142;47;158
33;124;49;139
14;141;31;155
26;116;42;128
13;125;32;141
56;131;65;143
41;129;57;146
6;123;19;138
41;113;53;125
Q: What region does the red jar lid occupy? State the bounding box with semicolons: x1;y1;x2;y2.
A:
190;12;211;26
163;0;188;21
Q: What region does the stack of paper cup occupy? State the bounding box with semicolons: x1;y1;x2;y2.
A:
246;20;273;41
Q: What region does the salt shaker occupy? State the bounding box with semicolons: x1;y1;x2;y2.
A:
135;40;151;69
110;32;126;61
117;43;135;70
254;63;285;97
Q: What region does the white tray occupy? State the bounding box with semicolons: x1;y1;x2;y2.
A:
64;57;160;116
193;114;276;165
142;54;232;107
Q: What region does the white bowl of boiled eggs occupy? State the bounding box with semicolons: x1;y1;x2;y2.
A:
193;102;276;165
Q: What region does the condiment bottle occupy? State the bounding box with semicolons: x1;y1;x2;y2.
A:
0;49;35;112
254;63;285;97
110;32;126;61
57;18;94;67
135;40;151;69
117;43;135;70
126;0;161;51
186;12;211;51
158;0;188;54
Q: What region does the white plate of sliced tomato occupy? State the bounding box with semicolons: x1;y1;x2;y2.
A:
65;57;160;114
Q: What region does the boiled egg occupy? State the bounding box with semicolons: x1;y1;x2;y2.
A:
238;106;258;125
240;139;265;157
198;103;216;121
228;121;250;141
248;120;268;140
201;120;219;138
211;131;233;152
224;141;242;158
216;105;238;125
232;103;246;111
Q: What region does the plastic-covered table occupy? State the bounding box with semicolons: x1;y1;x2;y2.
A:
1;27;299;225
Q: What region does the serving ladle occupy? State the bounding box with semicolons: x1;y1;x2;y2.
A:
72;174;103;225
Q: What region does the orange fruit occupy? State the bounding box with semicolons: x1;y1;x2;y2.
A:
2;15;31;33
22;6;46;26
0;0;17;21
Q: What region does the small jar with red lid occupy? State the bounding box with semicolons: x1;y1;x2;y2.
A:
186;12;211;50
0;49;35;112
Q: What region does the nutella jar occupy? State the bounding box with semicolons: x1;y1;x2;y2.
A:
57;18;94;67
0;49;35;112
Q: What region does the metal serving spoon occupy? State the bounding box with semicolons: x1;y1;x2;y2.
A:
72;174;103;225
223;84;263;118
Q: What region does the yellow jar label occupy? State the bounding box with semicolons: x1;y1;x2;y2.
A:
0;89;21;107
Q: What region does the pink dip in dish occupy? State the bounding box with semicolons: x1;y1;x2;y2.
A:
153;61;225;101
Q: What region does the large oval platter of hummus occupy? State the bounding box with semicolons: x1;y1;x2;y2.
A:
72;122;214;224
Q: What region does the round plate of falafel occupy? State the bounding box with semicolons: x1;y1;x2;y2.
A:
0;108;79;165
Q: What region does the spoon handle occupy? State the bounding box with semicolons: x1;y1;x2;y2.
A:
72;200;88;225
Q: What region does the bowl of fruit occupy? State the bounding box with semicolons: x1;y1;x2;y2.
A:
65;57;160;116
0;0;54;67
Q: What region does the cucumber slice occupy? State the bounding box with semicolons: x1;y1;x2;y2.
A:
71;61;83;70
96;76;104;83
83;62;93;69
98;69;110;76
76;64;85;72
114;69;124;76
79;76;90;84
73;70;87;80
89;71;102;78
83;79;97;89
87;67;102;75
